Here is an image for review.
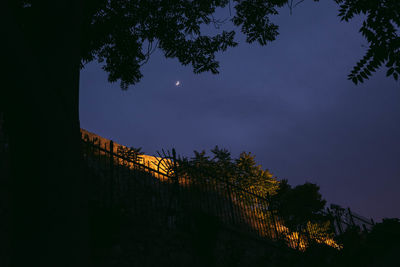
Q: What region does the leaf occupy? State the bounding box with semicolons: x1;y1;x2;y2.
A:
386;68;395;77
386;56;395;67
360;71;368;79
367;65;375;72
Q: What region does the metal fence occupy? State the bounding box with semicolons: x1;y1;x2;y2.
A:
328;204;375;235
81;133;372;250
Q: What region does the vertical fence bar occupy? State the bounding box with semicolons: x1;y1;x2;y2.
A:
252;189;262;238
262;199;269;239
267;193;279;240
348;207;355;227
205;178;212;216
109;140;114;206
226;182;236;227
222;182;230;226
238;190;247;231
236;189;245;229
249;190;258;236
213;180;220;221
230;188;238;228
248;193;256;235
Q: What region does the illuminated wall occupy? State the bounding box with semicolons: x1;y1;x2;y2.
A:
81;128;169;174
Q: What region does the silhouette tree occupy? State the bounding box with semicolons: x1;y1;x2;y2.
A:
2;1;398;266
272;181;327;234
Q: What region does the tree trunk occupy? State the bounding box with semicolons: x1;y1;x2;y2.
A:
2;1;89;266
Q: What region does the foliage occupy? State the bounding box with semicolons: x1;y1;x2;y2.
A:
79;0;291;89
178;146;279;197
13;0;398;89
271;181;327;232
117;145;144;163
235;151;278;196
335;0;400;83
306;221;337;247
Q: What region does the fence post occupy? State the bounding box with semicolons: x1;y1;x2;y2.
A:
109;140;114;206
267;193;279;240
172;148;179;224
165;148;179;228
362;224;368;233
172;148;178;185
225;180;236;226
336;214;343;235
348;207;355;227
326;208;338;236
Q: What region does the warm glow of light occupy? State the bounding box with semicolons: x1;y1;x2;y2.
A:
81;128;341;251
114;153;341;250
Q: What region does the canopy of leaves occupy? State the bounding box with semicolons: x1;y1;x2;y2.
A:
235;151;278;196
13;0;397;88
178;146;279;197
271;181;327;231
79;0;291;89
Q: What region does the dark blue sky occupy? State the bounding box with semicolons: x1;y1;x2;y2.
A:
79;1;399;221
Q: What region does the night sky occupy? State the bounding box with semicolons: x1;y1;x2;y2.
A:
79;1;399;221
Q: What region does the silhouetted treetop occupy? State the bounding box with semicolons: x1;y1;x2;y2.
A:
271;181;327;232
13;0;399;89
79;0;292;89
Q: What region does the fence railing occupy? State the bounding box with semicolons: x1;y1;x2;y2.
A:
328;204;375;235
81;133;372;250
